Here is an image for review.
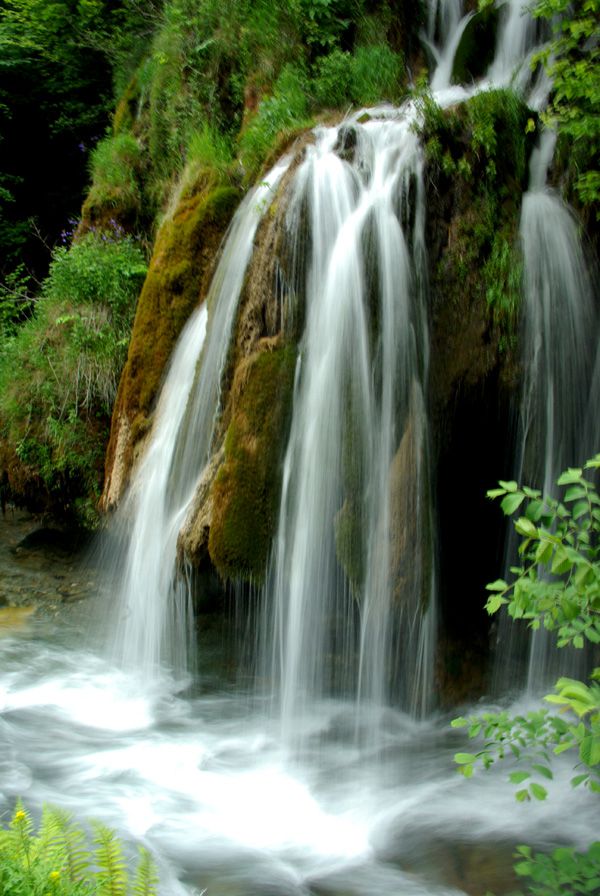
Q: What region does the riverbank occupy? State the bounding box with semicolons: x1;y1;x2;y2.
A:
0;509;98;629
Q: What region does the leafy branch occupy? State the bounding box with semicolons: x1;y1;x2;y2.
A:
452;455;600;798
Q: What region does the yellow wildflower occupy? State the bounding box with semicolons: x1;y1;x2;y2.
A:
49;871;60;881
14;810;26;822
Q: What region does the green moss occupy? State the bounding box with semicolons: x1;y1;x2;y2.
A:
107;182;240;475
208;344;296;583
113;74;141;135
334;498;365;587
81;133;146;233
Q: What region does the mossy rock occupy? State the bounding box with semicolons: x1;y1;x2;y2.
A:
208;342;296;583
452;3;501;84
103;182;240;501
334;498;365;587
423;91;530;420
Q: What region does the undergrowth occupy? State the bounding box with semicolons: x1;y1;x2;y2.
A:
0;802;158;896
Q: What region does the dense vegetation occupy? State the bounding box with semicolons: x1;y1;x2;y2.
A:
0;802;157;895
0;0;597;527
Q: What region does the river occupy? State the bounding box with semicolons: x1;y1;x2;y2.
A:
0;514;596;896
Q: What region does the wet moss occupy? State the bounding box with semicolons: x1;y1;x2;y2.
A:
208;343;296;583
422;89;531;419
334;498;365;587
104;182;240;492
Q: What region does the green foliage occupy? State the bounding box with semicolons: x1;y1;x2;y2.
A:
513;842;600;895
349;44;403;106
312;44;403;108
452;456;600;894
532;0;600;212
238;65;312;179
0;231;146;524
483;235;522;352
0;802;158;896
484;457;600;647
312;49;353;108
86;134;144;217
0;264;32;338
186;125;233;176
292;0;357;53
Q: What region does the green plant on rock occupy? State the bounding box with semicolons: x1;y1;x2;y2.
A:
452;455;600;893
0;230;146;524
84;134;145;228
238;64;312;180
0;801;158;896
531;0;600;213
483;233;522;352
312;43;403;109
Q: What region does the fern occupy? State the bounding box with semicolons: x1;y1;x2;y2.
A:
92;821;128;896
132;847;159;896
0;802;158;896
36;805;90;882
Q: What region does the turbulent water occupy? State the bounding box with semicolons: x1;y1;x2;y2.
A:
1;0;599;893
1;622;598;896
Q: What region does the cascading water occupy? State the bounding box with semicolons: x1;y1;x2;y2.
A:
104;159;290;679
493;128;599;692
263;114;435;742
1;1;598;894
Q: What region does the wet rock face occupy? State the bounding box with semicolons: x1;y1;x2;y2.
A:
334;125;358;163
207;342;296;583
102;178;240;510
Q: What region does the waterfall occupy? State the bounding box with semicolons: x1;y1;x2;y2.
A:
262;112;435;744
103;0;595;710
105;159;290;678
494;129;599;691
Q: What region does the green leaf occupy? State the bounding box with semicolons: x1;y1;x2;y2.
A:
531;763;553;780
509;770;530;784
498;480;518;492
516;789;530;802
486;579;509;591
515;517;538;537
579;735;600;766
451;717;468;728
486;593;509;614
529;782;547;800
455;752;478;764
571;773;590;787
557;467;583;485
501;492;525;515
564;486;588;502
535;539;553;564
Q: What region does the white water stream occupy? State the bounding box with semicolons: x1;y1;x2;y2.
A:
1;1;598;893
1;626;597;895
